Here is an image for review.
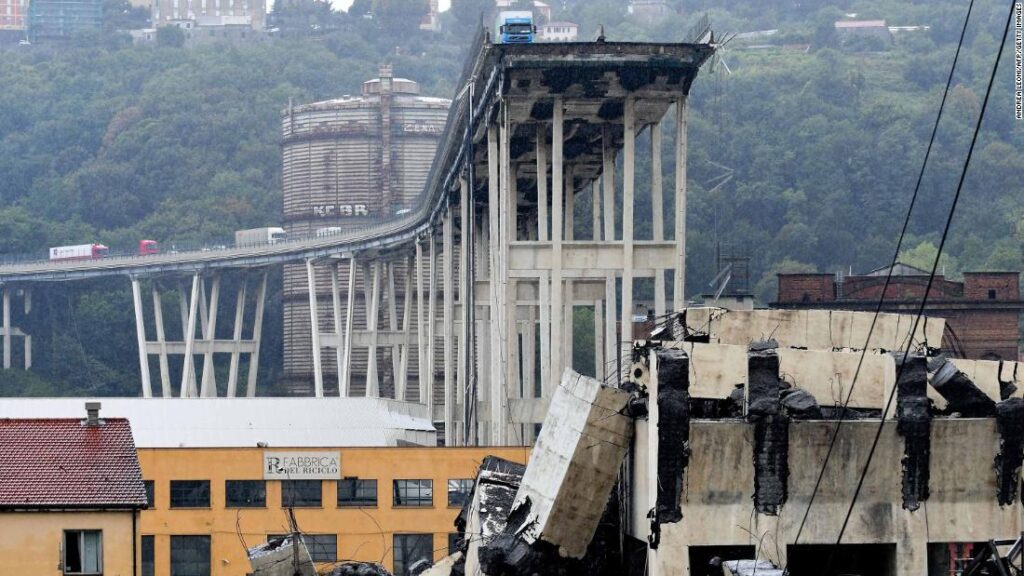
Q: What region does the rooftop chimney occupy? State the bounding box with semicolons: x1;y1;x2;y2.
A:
85;402;102;426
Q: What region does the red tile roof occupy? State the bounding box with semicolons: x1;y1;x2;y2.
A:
0;418;147;509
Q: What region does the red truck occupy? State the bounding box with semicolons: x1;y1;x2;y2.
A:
48;240;160;261
139;239;159;256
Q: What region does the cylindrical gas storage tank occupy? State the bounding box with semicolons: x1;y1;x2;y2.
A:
280;66;451;397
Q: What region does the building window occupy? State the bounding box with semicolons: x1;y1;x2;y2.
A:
989;289;997;299
393;479;433;507
143;480;154;507
225;480;266;508
281;480;322;507
141;535;155;576
338;478;377;507
448;533;462;555
447;479;473;507
393;534;433;576
269;534;337;562
63;530;102;575
170;535;210;576
170;480;210;508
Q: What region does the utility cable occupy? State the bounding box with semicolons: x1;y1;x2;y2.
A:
823;2;1017;572
787;0;978;555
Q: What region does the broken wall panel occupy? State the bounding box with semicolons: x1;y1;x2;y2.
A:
677;307;944;353
508;369;633;559
654;348;689;524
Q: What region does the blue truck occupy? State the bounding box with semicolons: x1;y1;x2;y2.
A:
495;11;536;43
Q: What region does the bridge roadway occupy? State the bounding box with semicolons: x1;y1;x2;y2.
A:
0;217;424;283
0;34;715;448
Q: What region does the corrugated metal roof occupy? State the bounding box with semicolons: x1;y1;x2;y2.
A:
0;398;436;448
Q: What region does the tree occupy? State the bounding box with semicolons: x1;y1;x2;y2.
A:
372;0;429;34
450;0;491;33
155;25;185;47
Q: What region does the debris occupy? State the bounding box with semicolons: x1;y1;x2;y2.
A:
247;535;317;576
480;369;633;570
416;553;461;576
722;559;785;576
327;562;392;576
780;388;822;419
930;358;997;417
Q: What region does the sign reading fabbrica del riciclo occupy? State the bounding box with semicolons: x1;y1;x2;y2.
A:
263;451;341;480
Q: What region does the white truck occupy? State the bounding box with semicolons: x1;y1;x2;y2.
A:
234;227;287;247
49;243;109;261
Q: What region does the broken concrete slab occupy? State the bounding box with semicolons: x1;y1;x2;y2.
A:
327;563;391;576
722;559;785;576
462;456;527;574
780;388;822;419
247;535;317;576
931;358;997;417
503;369;633;559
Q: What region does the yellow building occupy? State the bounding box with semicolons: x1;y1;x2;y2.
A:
0;397;528;576
138;445;529;575
0;404;148;576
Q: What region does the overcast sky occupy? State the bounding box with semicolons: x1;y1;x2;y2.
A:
332;0;452;11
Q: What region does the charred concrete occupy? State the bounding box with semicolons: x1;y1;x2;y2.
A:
655;348;690;524
748;343;788;514
747;344;782;417
931;358;997;417
894;354;930;511
995;397;1024;506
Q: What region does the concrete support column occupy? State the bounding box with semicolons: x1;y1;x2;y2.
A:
151;287;172;397
550;96;564;387
442;205;456;445
365;262;382;397
594;299;604;380
329;262;343;396
245;270;267;397
131;277;153;398
459;174;472;445
563;166;574;375
488;122;503;445
180;274;200;398
536;123;549;242
674;96;688;311
397;254;414;401
386;263;401;384
199;273;220;397
305;260;324;398
341;256;356;397
621;96;636;379
426;234;438;415
651;121;666;318
2;287;9;370
893;509;927;576
602;126;618;383
226;280;247;398
416;240;427;403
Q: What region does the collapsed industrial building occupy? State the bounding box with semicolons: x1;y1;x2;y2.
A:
434;307;1024;576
